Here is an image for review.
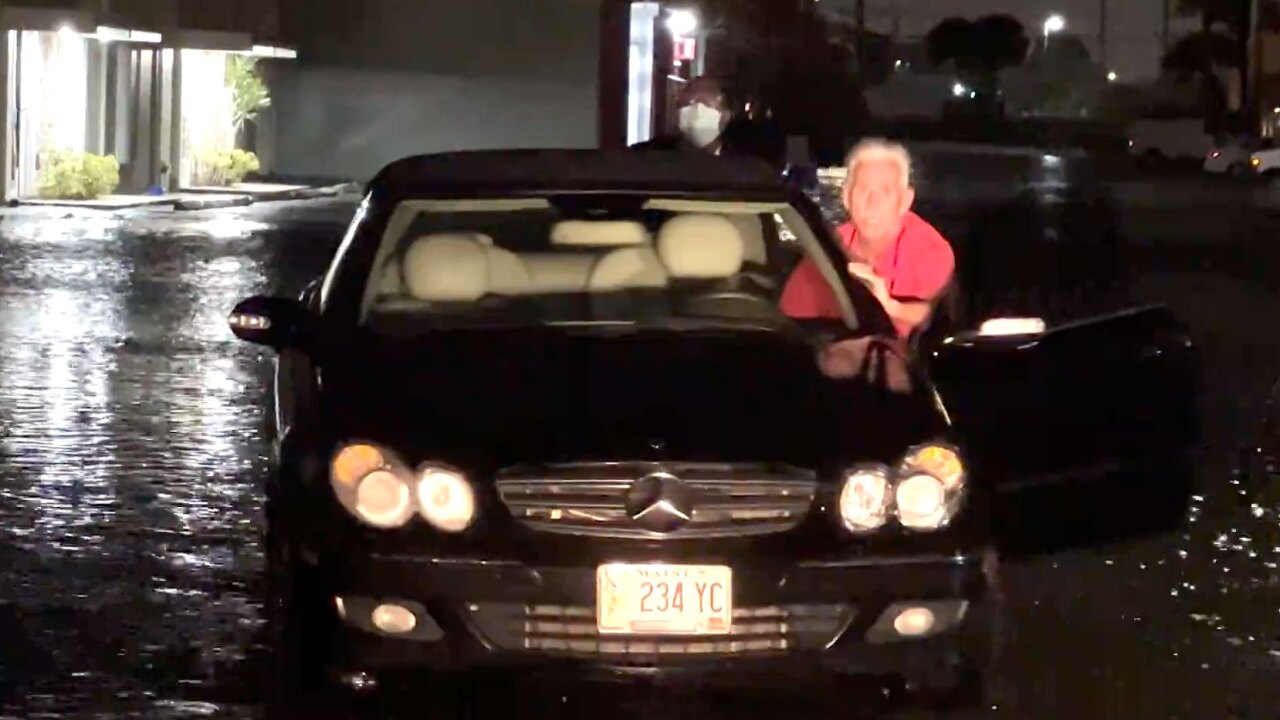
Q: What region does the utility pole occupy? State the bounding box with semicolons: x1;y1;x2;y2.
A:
1161;0;1170;52
852;0;866;73
1249;0;1263;132
1099;0;1108;69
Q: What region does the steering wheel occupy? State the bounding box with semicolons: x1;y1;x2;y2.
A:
677;287;780;323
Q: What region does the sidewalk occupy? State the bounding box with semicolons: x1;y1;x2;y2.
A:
10;181;358;213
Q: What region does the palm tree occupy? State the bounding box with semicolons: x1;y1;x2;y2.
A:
926;15;1031;99
1167;0;1280;131
693;0;870;160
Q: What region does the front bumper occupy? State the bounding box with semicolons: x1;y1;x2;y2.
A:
311;550;991;686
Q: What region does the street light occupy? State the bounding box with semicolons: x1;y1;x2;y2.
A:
1107;71;1118;82
1043;14;1065;51
666;9;698;37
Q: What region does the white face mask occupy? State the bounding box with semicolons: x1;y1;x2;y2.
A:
678;102;724;148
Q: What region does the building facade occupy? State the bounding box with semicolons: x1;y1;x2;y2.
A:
0;0;294;199
264;0;697;181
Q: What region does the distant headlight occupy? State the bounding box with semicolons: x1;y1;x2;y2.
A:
895;444;966;530
416;466;476;533
330;443;416;528
838;465;892;532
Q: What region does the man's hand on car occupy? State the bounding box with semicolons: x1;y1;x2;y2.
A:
848;262;890;305
848;261;935;334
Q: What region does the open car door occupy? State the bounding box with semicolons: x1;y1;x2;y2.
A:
928;305;1200;556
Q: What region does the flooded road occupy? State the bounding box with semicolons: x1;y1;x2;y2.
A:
0;178;1277;718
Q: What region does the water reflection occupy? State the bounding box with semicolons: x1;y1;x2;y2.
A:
0;206;334;714
1173;389;1280;657
0;268;123;556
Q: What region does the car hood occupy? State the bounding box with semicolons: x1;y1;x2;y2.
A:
314;327;947;473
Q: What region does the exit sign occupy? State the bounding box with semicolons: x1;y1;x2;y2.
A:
674;37;697;61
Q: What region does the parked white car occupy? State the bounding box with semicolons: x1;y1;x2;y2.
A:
1127;118;1214;164
1247;145;1280;176
1204;137;1269;176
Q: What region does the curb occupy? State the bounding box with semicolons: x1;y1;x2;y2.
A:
8;197;175;210
173;195;254;211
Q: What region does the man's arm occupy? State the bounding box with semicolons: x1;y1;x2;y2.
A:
888;237;956;336
849;234;954;337
883;298;934;334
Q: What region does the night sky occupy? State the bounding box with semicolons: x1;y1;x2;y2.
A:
822;0;1202;80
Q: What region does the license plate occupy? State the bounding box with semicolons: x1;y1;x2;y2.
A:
596;563;732;635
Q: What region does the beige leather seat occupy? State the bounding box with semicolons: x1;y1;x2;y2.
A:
401;233;490;302
723;214;767;266
551;220;650;248
656;214;746;280
587;247;669;291
484;245;532;294
380;231;495;297
523;253;599;293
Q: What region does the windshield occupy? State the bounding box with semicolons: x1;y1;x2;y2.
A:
356;196;857;334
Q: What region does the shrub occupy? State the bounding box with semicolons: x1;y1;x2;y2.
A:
228;55;271;130
36;150;121;199
193;148;261;186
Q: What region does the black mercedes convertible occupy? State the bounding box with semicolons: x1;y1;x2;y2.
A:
229;150;1198;697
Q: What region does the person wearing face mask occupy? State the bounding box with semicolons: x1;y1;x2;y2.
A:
632;76;743;157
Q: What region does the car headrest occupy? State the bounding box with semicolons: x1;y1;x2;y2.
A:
656;214;746;279
587;247;669;291
402;233;488;302
551;220;651;247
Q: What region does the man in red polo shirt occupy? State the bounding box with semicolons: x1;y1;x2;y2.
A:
780;139;954;339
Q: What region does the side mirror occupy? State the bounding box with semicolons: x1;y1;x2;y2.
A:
228;295;309;349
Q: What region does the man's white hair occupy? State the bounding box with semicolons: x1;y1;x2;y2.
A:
843;138;913;191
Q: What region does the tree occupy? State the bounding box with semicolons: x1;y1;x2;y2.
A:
925;14;1030;93
1172;0;1280;118
1162;28;1237;132
693;0;870;161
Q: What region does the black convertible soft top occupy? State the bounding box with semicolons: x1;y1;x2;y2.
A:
366;149;791;201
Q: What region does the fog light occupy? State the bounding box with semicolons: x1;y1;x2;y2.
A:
371;603;417;634
866;600;968;644
892;606;936;637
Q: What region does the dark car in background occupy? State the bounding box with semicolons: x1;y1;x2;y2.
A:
228;151;1198;700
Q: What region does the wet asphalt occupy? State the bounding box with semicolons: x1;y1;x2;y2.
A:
0;163;1278;718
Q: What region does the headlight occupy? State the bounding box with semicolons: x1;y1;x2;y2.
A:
900;444;965;491
330;444;475;531
895;474;950;529
354;470;414;527
895;444;966;530
838;465;891;532
416;466;476;533
330;443;416;528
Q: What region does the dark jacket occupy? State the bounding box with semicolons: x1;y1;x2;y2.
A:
631;119;784;170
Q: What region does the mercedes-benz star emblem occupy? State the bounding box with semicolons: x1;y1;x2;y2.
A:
625;471;695;533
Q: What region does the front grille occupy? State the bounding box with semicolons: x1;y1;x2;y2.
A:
466;603;852;658
495;462;818;539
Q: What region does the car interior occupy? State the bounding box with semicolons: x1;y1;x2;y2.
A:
369;211;798;325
